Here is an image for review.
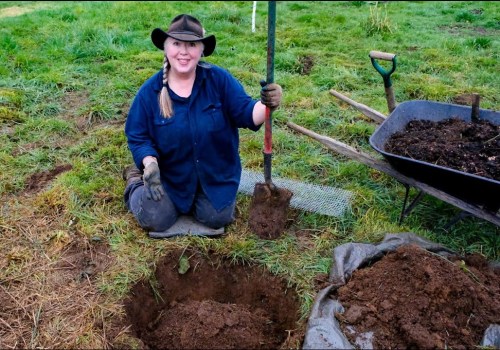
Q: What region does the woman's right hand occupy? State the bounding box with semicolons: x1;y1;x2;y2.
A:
143;162;165;201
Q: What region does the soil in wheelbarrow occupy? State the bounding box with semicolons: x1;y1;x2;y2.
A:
120;247;303;349
335;244;500;349
385;117;499;181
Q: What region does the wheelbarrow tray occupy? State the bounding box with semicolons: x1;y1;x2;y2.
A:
369;100;500;211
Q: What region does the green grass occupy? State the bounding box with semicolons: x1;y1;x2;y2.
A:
1;1;499;346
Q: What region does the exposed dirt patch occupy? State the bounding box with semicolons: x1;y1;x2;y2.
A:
51;238;111;284
61;90;91;132
0;6;36;18
59;90;127;132
294;229;317;251
335;244;500;349
452;93;477;106
11;140;71;157
24;164;73;194
437;24;493;36
120;247;303;349
385;118;499;181
298;55;314;75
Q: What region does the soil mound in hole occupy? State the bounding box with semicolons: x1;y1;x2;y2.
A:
335;244;500;348
124;248;302;349
385;117;499;181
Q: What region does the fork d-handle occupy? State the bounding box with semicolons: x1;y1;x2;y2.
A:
370;50;397;113
263;0;276;187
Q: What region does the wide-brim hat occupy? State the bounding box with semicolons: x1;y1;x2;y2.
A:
151;14;216;57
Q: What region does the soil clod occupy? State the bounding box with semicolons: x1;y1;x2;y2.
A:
248;183;293;240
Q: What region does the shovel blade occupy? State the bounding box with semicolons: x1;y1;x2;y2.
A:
249;182;293;240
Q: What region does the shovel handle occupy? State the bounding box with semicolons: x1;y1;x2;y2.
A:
369;50;397;88
262;1;276;185
263;106;273;184
369;50;395;61
266;1;276;85
369;50;397;113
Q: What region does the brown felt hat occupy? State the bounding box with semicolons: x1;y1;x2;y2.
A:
151;14;216;57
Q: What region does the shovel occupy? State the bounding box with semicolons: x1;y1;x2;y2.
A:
248;1;292;240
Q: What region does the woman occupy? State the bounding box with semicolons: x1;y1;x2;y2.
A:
123;14;282;232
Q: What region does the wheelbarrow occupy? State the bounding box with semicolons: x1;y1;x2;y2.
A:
290;50;500;226
369;100;500;211
340;50;500;213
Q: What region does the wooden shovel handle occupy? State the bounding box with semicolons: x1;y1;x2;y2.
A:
369;50;396;61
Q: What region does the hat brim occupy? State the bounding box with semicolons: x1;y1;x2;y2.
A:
151;28;216;57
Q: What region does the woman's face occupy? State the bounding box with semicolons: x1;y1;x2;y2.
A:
164;37;204;76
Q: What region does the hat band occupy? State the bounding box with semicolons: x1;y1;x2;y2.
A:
168;31;203;40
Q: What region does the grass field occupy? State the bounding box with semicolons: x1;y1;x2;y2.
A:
0;1;499;347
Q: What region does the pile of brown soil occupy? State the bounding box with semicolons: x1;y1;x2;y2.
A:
335;244;500;348
385;118;499;181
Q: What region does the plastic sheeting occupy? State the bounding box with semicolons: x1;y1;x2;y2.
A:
303;232;500;349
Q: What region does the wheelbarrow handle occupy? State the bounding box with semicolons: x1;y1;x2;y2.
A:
369;50;397;113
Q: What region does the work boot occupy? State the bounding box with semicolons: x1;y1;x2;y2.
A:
122;164;142;187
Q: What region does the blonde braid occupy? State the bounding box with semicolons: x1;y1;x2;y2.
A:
159;56;173;118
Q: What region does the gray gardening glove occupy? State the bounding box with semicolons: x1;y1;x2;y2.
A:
143;162;165;201
260;81;282;112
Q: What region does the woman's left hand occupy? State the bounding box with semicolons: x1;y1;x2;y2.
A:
260;83;282;111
